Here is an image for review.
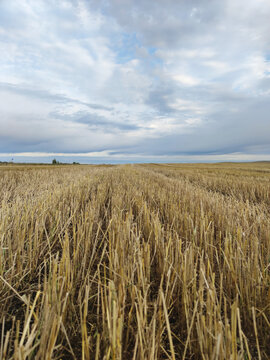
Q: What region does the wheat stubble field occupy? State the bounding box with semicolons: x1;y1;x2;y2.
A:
0;163;269;359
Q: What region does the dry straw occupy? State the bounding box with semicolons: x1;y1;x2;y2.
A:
0;162;269;359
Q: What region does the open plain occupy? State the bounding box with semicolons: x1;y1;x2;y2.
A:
0;163;269;359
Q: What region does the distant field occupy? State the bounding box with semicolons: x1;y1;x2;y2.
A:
0;163;269;359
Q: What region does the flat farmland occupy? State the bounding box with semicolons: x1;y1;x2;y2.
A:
0;163;269;359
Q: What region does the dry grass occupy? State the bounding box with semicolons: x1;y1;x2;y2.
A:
0;163;269;359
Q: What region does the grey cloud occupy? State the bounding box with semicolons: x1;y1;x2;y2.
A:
146;84;176;115
125;94;270;156
51;110;141;132
98;0;270;53
93;0;222;49
0;82;113;111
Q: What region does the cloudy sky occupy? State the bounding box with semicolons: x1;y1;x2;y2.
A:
1;0;270;163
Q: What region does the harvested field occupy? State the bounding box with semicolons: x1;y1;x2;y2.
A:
0;163;269;359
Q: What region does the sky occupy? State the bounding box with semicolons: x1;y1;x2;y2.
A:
0;0;270;163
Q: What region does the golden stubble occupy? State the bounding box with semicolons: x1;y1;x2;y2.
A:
0;162;269;359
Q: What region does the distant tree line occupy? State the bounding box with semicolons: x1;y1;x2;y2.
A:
52;159;80;165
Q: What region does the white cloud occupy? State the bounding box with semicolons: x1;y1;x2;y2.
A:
172;74;200;86
0;0;270;160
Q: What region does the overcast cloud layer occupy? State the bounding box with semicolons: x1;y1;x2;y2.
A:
1;0;270;162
